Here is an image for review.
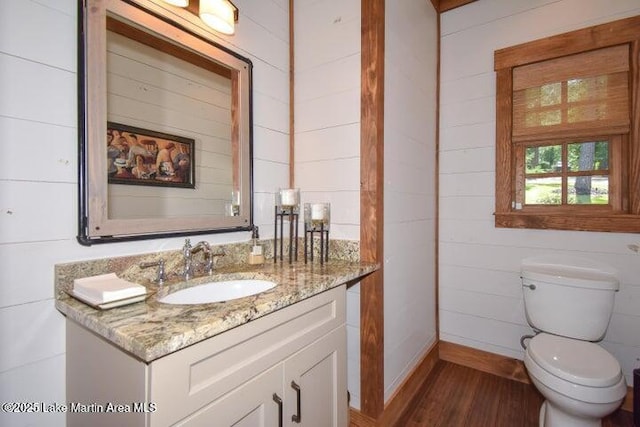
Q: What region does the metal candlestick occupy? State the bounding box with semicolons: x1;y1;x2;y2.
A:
304;203;330;264
274;189;300;263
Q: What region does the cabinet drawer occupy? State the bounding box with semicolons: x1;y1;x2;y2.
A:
149;286;345;426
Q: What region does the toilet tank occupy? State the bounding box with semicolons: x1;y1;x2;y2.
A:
521;257;619;341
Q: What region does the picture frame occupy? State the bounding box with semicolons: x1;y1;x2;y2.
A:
106;122;195;188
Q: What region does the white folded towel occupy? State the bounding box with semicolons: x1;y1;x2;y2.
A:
73;273;146;304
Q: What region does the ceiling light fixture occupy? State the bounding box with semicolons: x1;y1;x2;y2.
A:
159;0;239;36
199;0;238;35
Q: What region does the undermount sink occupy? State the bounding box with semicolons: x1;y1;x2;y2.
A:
159;279;277;305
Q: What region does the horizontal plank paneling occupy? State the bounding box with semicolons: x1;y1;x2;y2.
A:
0;301;65;373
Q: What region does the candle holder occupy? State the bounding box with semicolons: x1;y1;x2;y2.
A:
304;202;330;264
274;188;300;263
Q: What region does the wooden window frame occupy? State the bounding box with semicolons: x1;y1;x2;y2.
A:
494;15;640;233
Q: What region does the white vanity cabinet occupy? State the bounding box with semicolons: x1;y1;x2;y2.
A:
67;285;347;427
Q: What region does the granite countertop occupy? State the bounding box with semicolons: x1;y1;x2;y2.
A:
55;259;377;363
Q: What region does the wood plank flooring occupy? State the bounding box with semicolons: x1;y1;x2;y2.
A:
403;361;634;427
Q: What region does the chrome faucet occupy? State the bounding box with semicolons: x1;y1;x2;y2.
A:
181;239;215;280
191;240;212;275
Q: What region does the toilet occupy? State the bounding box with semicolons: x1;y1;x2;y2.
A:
521;257;627;427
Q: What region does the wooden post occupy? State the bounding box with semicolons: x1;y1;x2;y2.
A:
360;0;385;419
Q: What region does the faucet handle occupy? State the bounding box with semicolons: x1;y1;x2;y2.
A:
139;258;167;285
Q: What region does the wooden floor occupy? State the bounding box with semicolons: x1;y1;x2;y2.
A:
403;361;634;427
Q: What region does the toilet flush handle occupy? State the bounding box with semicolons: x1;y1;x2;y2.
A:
523;283;536;290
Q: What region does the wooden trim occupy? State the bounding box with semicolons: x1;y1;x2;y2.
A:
289;0;295;187
106;17;231;78
349;342;440;427
495;15;640;70
439;341;530;384
379;341;440;427
630;40;640;215
495;68;513;214
429;0;478;13
349;409;377;427
439;340;635;413
495;212;640;233
438;0;477;12
360;0;385;419
231;71;240;190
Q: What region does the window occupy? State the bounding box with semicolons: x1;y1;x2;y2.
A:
520;139;615;207
494;15;640;232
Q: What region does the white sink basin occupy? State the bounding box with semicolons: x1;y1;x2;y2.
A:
159;279;277;305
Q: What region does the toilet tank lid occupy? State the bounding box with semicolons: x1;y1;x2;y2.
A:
521;265;619;291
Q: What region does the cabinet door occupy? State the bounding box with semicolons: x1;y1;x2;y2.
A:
176;364;285;427
284;326;347;427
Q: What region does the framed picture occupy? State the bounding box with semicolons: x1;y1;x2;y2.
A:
107;122;195;188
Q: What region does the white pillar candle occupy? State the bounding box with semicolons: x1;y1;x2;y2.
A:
280;189;298;207
311;204;325;221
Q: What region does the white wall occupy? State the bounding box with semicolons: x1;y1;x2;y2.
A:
293;0;363;408
0;0;290;425
383;0;438;401
439;0;640;386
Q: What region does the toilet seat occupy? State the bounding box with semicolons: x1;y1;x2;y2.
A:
525;334;626;404
527;333;622;387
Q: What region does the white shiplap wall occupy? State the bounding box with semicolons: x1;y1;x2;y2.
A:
293;0;363;408
0;0;290;425
439;0;640;386
383;0;438;401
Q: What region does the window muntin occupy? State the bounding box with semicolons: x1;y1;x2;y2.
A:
521;140;611;207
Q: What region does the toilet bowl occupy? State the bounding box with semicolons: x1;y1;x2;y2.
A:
524;333;626;427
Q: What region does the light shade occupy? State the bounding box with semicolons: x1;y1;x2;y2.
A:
160;0;189;7
199;0;238;35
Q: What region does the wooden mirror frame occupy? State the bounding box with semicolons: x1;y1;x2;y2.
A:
78;0;253;245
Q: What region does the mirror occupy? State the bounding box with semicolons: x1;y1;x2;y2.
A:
78;0;253;245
